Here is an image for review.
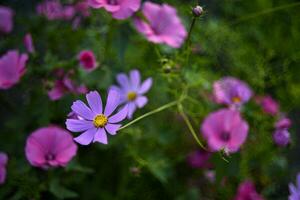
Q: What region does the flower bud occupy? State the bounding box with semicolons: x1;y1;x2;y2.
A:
192;5;203;17
273;129;290;147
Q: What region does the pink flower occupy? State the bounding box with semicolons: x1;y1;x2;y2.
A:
77;50;98;71
187;150;212;169
75;1;91;17
0;50;28;89
0;6;14;34
0;152;8;184
23;33;35;54
201;109;249;153
256;96;279;116
48;69;88;101
88;0;141;20
133;2;187;48
25;126;77;169
37;0;64;20
273;117;292;147
275;117;291;129
234;180;264;200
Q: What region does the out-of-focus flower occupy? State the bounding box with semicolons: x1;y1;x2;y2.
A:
275;117;291;129
62;5;75;20
23;33;35;54
75;1;90;17
0;6;14;34
256;96;279;116
37;0;64;20
289;173;300;200
133;2;187;48
201;108;249;153
0;152;8;184
88;0;140;20
25;126;77;169
0;50;28;89
213;77;252;108
77;50;98;71
186;150;212;169
66;90;128;145
192;5;203;17
48;69;88;101
110;69;152;119
234;180;264;200
204;170;215;183
273;117;291;147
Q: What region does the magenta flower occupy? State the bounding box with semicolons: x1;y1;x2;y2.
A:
213;77;252;107
88;0;140;20
133;2;187;48
187;150;212;169
201;108;249;153
273;117;291;147
275;117;292;129
0;50;28;89
77;50;98;71
23;33;35;54
110;69;152;119
289;173;300;200
0;152;8;184
25;126;77;169
0;6;14;34
234;180;264;200
256;96;279;116
37;0;64;20
75;1;90;17
48;69;88;101
66;90;128;145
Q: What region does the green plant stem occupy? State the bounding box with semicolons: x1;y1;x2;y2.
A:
119;100;179;130
177;103;206;149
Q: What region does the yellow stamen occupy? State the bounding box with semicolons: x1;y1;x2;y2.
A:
127;92;137;101
93;114;108;128
232;96;241;103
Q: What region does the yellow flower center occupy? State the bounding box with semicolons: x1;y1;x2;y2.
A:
127;91;137;101
93;114;108;128
232;96;241;103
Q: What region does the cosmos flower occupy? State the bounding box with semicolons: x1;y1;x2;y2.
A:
48;69;88;101
25;126;77;169
201;108;249;153
273;117;291;147
0;50;28;89
0;152;8;184
133;2;187;48
187;149;212;169
0;6;14;34
256;96;279;116
110;69;152;119
213;77;252;108
88;0;140;20
275;117;292;129
23;33;35;54
66;90;128;145
289;173;300;200
234;180;264;200
77;50;98;71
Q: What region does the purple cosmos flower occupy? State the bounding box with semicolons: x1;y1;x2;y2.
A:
0;152;8;184
77;50;98;72
234;180;264;200
201;108;249;153
66;90;128;145
48;69;88;101
88;0;141;20
0;50;28;89
213;77;252;108
23;33;35;54
110;69;152;119
289;173;300;200
133;2;187;48
25;126;77;169
0;6;14;34
256;95;279;116
186;150;212;169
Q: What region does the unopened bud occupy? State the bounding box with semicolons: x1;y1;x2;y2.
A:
273;129;290;147
192;5;203;17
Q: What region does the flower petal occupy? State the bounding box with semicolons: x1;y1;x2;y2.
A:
104;89;120;116
117;73;130;90
138;78;152;94
108;104;128;123
130;69;140;90
71;100;95;120
136;96;148;108
66;119;94;132
105;123;121;135
93;128;108;144
127;102;137;119
86;91;103;114
74;128;97;145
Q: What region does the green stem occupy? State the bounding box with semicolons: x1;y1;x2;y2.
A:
119;100;179;130
177;103;206;149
